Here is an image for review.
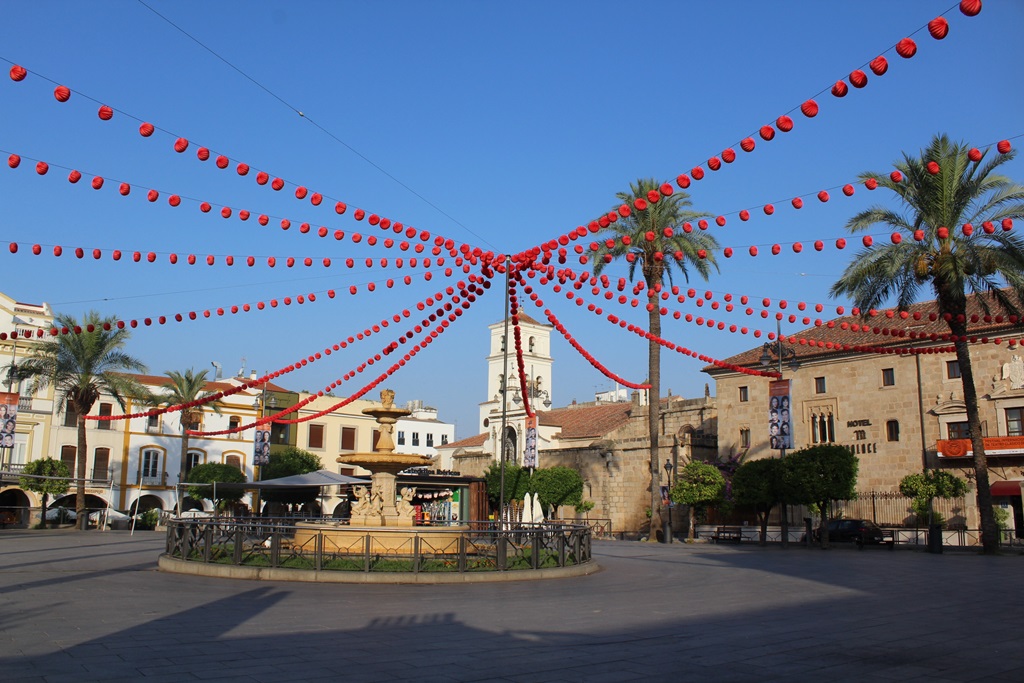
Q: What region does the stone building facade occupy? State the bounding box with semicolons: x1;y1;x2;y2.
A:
705;293;1024;532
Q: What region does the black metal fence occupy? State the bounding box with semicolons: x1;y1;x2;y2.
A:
164;518;593;574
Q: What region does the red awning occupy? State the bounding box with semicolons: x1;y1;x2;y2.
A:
990;480;1022;496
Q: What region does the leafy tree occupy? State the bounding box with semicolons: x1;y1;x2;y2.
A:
148;368;221;477
18;312;149;529
185;462;247;512
899;469;969;525
484;462;531;511
830;134;1024;553
785;445;858;548
19;458;70;529
260;447;322;505
670;461;726;540
532;466;583;513
593;179;719;539
731;457;787;545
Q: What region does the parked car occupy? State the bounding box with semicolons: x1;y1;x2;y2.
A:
812;519;894;546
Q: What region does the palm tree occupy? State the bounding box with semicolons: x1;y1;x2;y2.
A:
19;312;148;529
149;369;221;487
831;134;1024;554
592;178;719;539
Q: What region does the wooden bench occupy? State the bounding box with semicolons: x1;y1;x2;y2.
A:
710;526;744;543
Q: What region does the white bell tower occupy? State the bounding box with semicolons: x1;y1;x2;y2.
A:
479;312;554;435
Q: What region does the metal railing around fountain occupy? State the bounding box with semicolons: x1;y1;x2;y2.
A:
164;517;593;573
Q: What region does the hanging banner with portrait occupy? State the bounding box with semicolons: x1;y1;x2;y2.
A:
0;392;18;449
253;427;271;465
768;380;793;450
523;415;538;469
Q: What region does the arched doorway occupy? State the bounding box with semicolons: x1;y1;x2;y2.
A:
502;426;518;464
0;489;30;526
128;494;164;516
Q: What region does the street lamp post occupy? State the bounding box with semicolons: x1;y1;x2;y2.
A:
760;320;798;548
663;459;674;543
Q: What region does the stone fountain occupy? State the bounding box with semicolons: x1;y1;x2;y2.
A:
337;388;431;527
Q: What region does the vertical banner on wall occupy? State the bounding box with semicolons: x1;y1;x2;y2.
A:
523;415;538;469
768;380;793;450
0;392;19;451
253;427;271;465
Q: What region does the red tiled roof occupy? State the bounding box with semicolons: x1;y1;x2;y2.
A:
442;433;488;449
538;402;634;439
705;289;1024;373
129;373;289;393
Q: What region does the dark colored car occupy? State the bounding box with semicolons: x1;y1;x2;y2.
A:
812;519;893;546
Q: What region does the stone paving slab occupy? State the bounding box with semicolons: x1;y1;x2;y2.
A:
1;530;1023;682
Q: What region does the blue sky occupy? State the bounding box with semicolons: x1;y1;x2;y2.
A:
1;1;1022;439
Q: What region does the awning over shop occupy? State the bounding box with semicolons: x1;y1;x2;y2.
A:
990;480;1022;497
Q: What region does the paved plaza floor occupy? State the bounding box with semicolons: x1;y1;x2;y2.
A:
1;530;1022;682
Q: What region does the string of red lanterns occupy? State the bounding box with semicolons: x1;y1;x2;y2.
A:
3;64;473;259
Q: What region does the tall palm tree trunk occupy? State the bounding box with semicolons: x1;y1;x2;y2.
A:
76;415;88;530
647;289;662;542
949;318;999;553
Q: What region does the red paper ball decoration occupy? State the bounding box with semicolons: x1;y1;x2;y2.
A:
842;184;854;196
139;122;155;137
865;177;878;190
831;81;848;97
1003;218;1014;231
869;56;888;76
197;147;210;161
814;240;824;251
862;236;873;247
771;244;781;255
236;163;250;175
890;170;903;183
792;197;803;209
7;154;20;168
896;38;917;58
98;105;114;120
928;17;949;40
9;65;27;81
715;216;726;227
759;125;775;141
850;70;868;88
836;238;847;249
54;85;71;102
36;161;48;175
937;226;949;239
256;171;269;185
997;140;1012;154
173;138;189;153
691;167;705;180
707;157;721;171
739;210;750;221
68;170;81;183
216;155;229;168
817;191;830;203
721;149;736;163
962;223;974;236
913;229;925;241
676;174;691;189
119;182;131;196
748;246;758;257
776;115;794;132
271;177;284;191
740;137;755;152
891;233;902;244
926;161;941;175
91;176;104;190
960;0;982;17
800;100;818;117
169;195;181;206
968;148;982;162
763;204;774;215
723;247;733;258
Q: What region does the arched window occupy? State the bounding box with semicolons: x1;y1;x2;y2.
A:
886;420;900;442
528;336;536;353
225;454;242;471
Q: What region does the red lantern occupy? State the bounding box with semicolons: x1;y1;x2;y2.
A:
792;197;803;209
759;125;775;141
831;80;848;97
721;149;736;163
997;140;1012;154
800;100;818;117
896;38;917;58
707;157;721;171
256;171;269;185
295;186;308;199
850;70;868;88
771;244;781;255
865;177;878;190
691;167;705;180
139;122;155;137
814;240;824;251
1003;218;1014;231
891;233;902;244
7;154;20;168
792;242;803;253
938;226;949;239
842;184;854;196
54;85;71;102
928;17;949;39
216;155;229;168
739;210;750;221
763;204;774;215
890;170;903;183
676;174;691;188
35;161;48;175
960;0;982;16
169;195;181;206
68;169;81;183
740;137;755;152
221;207;232;219
271;177;284;191
869;56;888;76
749;246;758;257
913;229;925;241
723;247;733;258
236;163;250;175
715;216;726;227
962;223;974;236
817;191;829;203
91;176;104;190
98;105;114;120
776;115;794;132
173;138;189;153
926;161;940;174
119;183;131;196
862;236;873;247
9;65;27;81
836;238;847;249
200;202;211;213
197;147;210;161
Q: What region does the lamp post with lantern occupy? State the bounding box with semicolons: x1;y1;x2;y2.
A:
759;320;799;548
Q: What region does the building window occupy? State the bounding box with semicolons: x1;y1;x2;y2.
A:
886;420;900;442
228;416;241;437
98;403;112;430
184;452;202;476
426;433;434;448
1006;408;1024;437
93;448;110;480
146;414;160;433
60;445;76;473
225;455;242;471
441;434;448;445
372;429;381;452
528;336;536;353
141;449;160;480
814;377;827;394
500;335;506;353
946;360;961;379
340;427;356;451
812;412;835;443
64;403;78;428
947;421;970;440
397;431;406;445
308;424;324;449
882;368;895;387
738;386;749;403
739;428;750;449
412;432;420;447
